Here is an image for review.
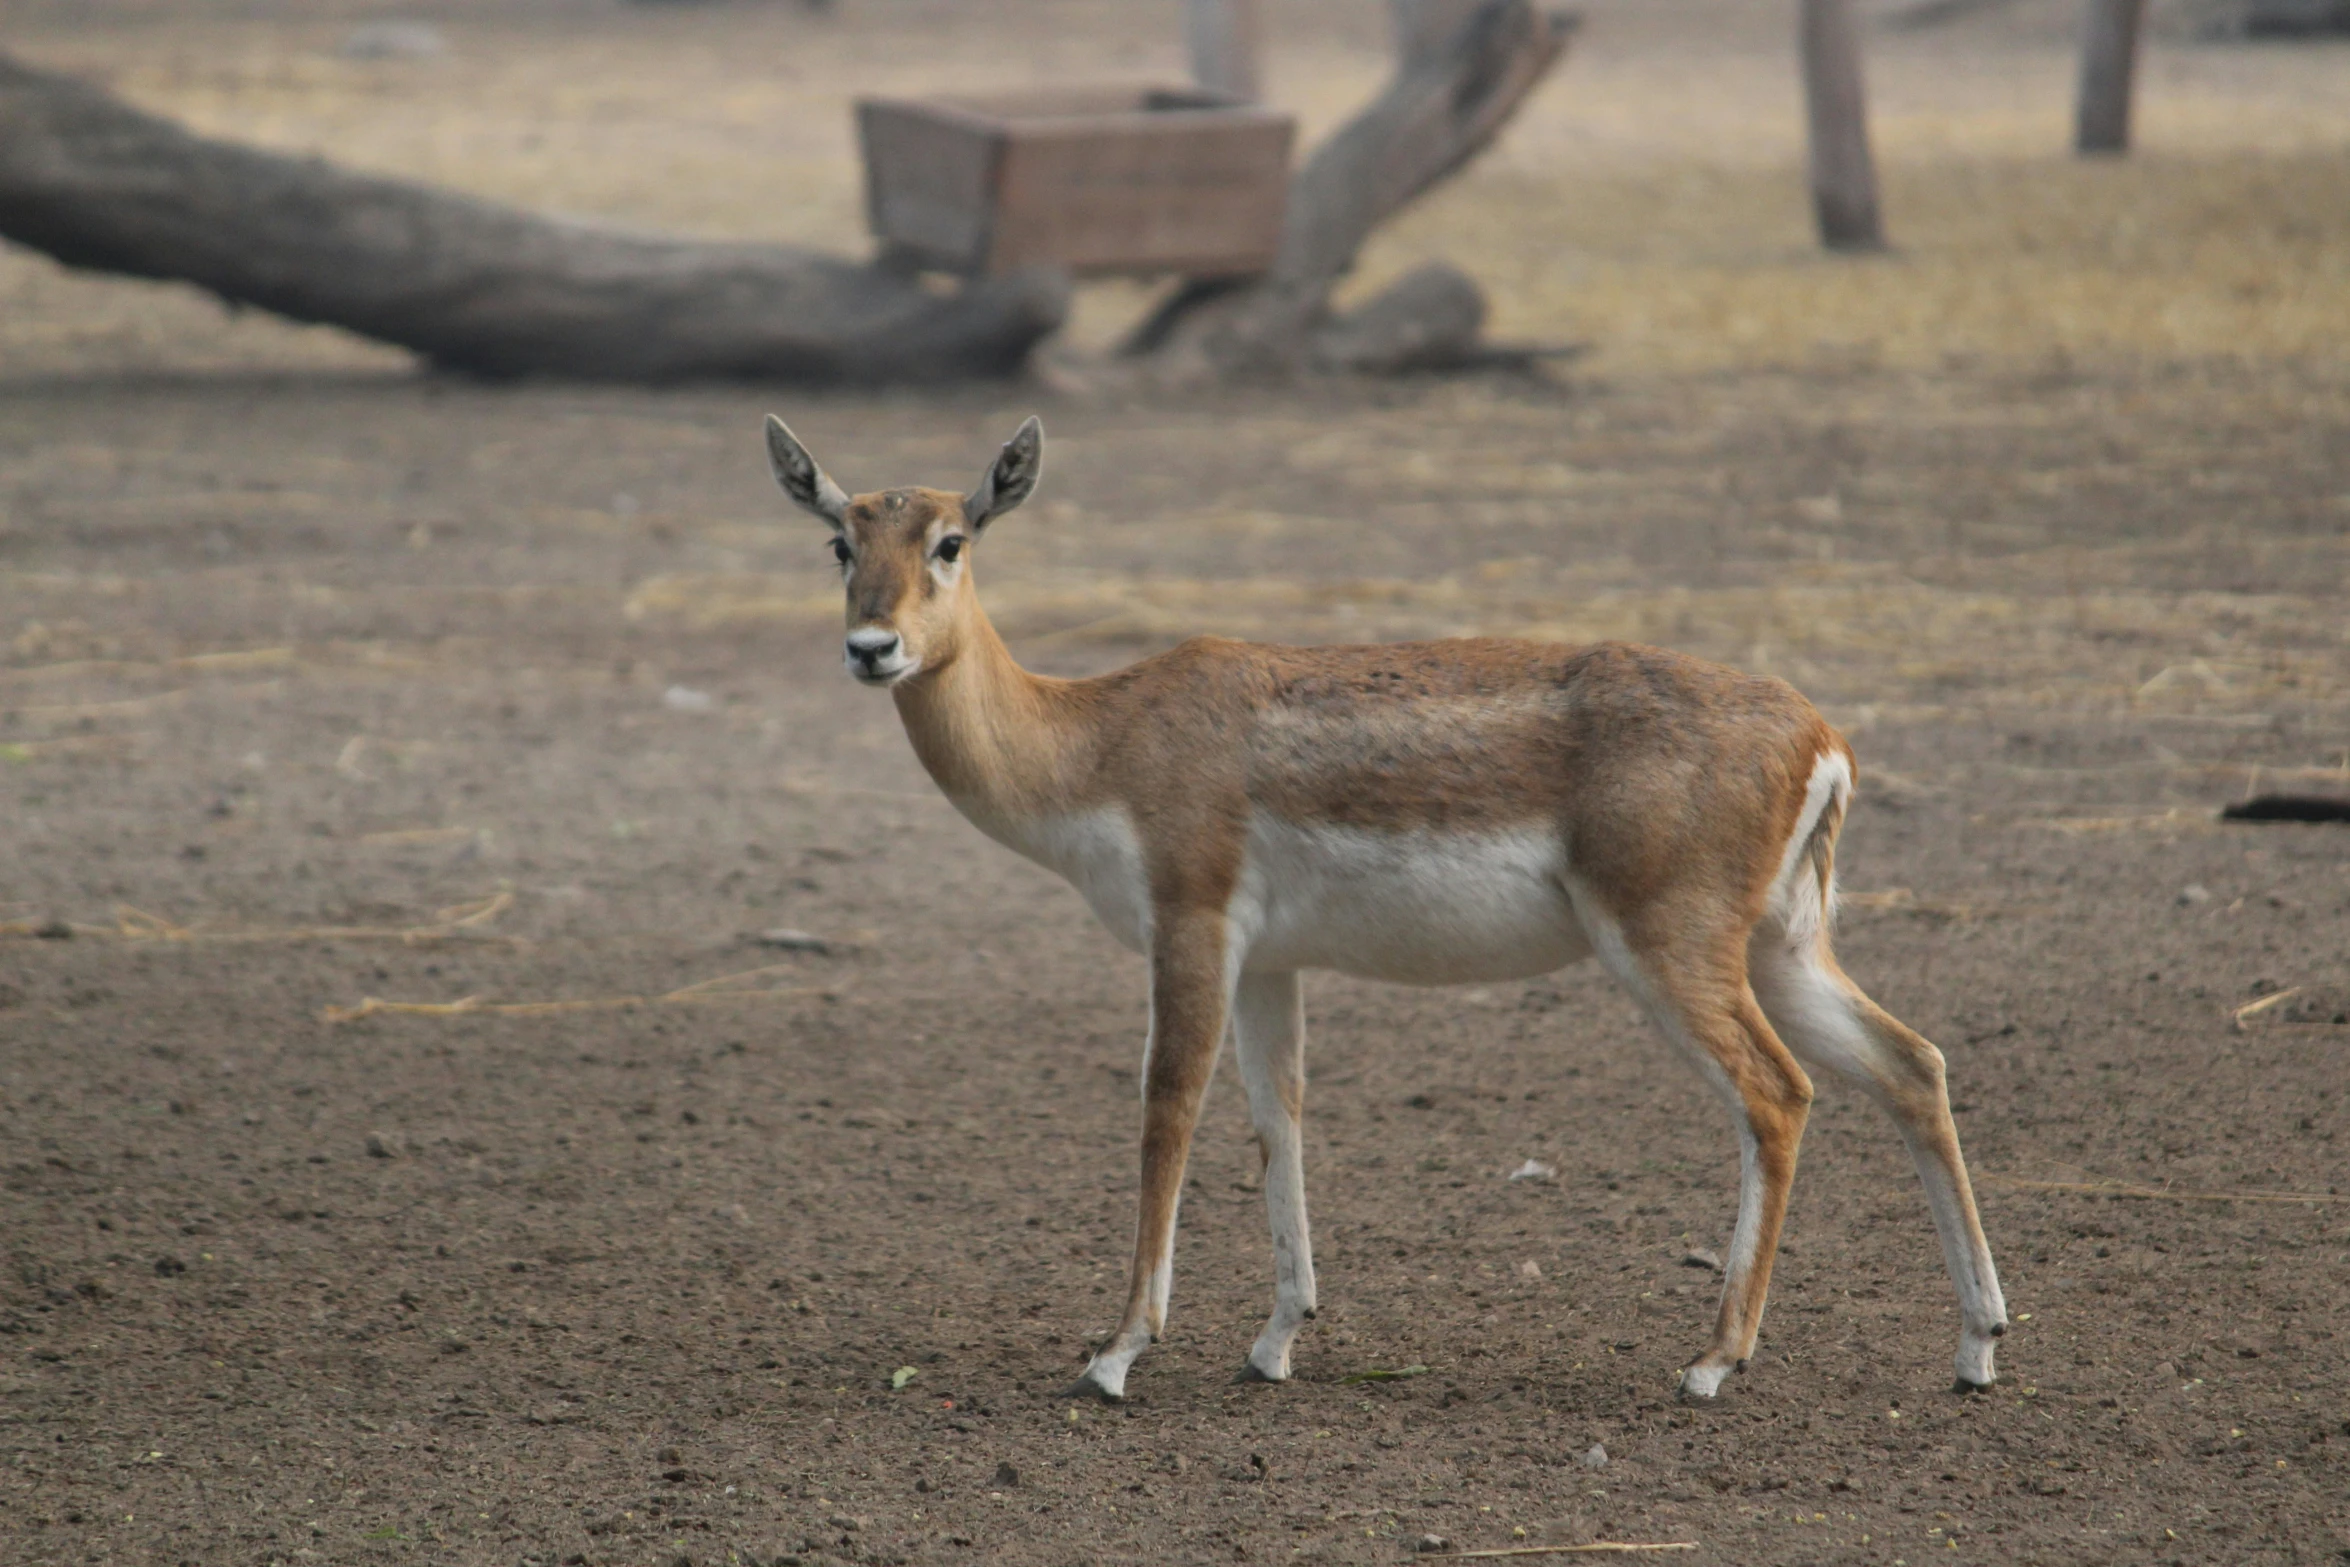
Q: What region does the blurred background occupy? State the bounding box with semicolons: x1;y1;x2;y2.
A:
5;0;2348;376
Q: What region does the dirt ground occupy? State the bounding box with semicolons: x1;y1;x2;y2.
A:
3;4;2349;1566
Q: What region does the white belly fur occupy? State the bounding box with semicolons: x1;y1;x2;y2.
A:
964;803;1588;986
1232;816;1586;985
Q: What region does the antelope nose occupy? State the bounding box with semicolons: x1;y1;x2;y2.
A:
844;627;901;673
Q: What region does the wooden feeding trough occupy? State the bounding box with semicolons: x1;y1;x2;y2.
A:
856;86;1295;279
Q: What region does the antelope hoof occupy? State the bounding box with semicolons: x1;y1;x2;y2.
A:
1234;1359;1284;1385
1677;1359;1735;1401
1063;1372;1126;1404
1951;1375;1996;1396
1955;1327;2002;1390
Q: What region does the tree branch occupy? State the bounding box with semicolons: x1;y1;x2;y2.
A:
1126;0;1575;379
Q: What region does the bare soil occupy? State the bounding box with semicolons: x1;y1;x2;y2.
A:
3;5;2348;1567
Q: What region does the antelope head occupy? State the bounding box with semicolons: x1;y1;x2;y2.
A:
763;416;1043;688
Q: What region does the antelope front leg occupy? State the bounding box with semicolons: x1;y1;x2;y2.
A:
1069;908;1232;1402
1233;969;1316;1383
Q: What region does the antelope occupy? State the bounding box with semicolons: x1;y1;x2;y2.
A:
762;414;2008;1403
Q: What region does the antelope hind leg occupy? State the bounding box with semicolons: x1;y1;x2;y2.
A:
1750;941;2009;1390
1232;969;1316;1383
1673;989;1812;1400
1594;920;1813;1401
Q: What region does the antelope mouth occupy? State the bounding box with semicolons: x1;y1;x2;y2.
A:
845;653;920;688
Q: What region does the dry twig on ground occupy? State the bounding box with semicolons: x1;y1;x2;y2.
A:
1;892;522;948
1980;1172;2346;1205
321;965;837;1024
1432;1545;1698;1560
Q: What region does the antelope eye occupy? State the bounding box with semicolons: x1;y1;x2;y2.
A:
934;536;964;564
829;538;852;565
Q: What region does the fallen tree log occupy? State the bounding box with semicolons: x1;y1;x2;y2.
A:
0;51;1066;383
1125;0;1577;379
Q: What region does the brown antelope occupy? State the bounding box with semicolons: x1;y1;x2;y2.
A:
762;414;2008;1402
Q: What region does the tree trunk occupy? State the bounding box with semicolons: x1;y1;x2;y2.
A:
2074;0;2146;155
1875;0;2023;31
0;52;1066;384
1388;0;1495;57
1127;0;1575;379
1186;0;1266;102
1799;0;1886;251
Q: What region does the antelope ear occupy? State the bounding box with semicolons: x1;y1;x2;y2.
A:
764;415;850;529
963;415;1043;530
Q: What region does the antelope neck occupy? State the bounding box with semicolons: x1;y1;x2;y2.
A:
888;598;1094;820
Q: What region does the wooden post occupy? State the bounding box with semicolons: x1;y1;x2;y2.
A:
2074;0;2146;155
1798;0;1885;251
1186;0;1264;102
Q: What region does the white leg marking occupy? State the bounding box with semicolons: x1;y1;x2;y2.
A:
1679;1359;1733;1400
1234;969;1316;1382
1073;1195;1178;1401
1148;1220;1177;1331
1673;1116;1771;1401
1077;1334;1142;1401
1079;1206;1193;1398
